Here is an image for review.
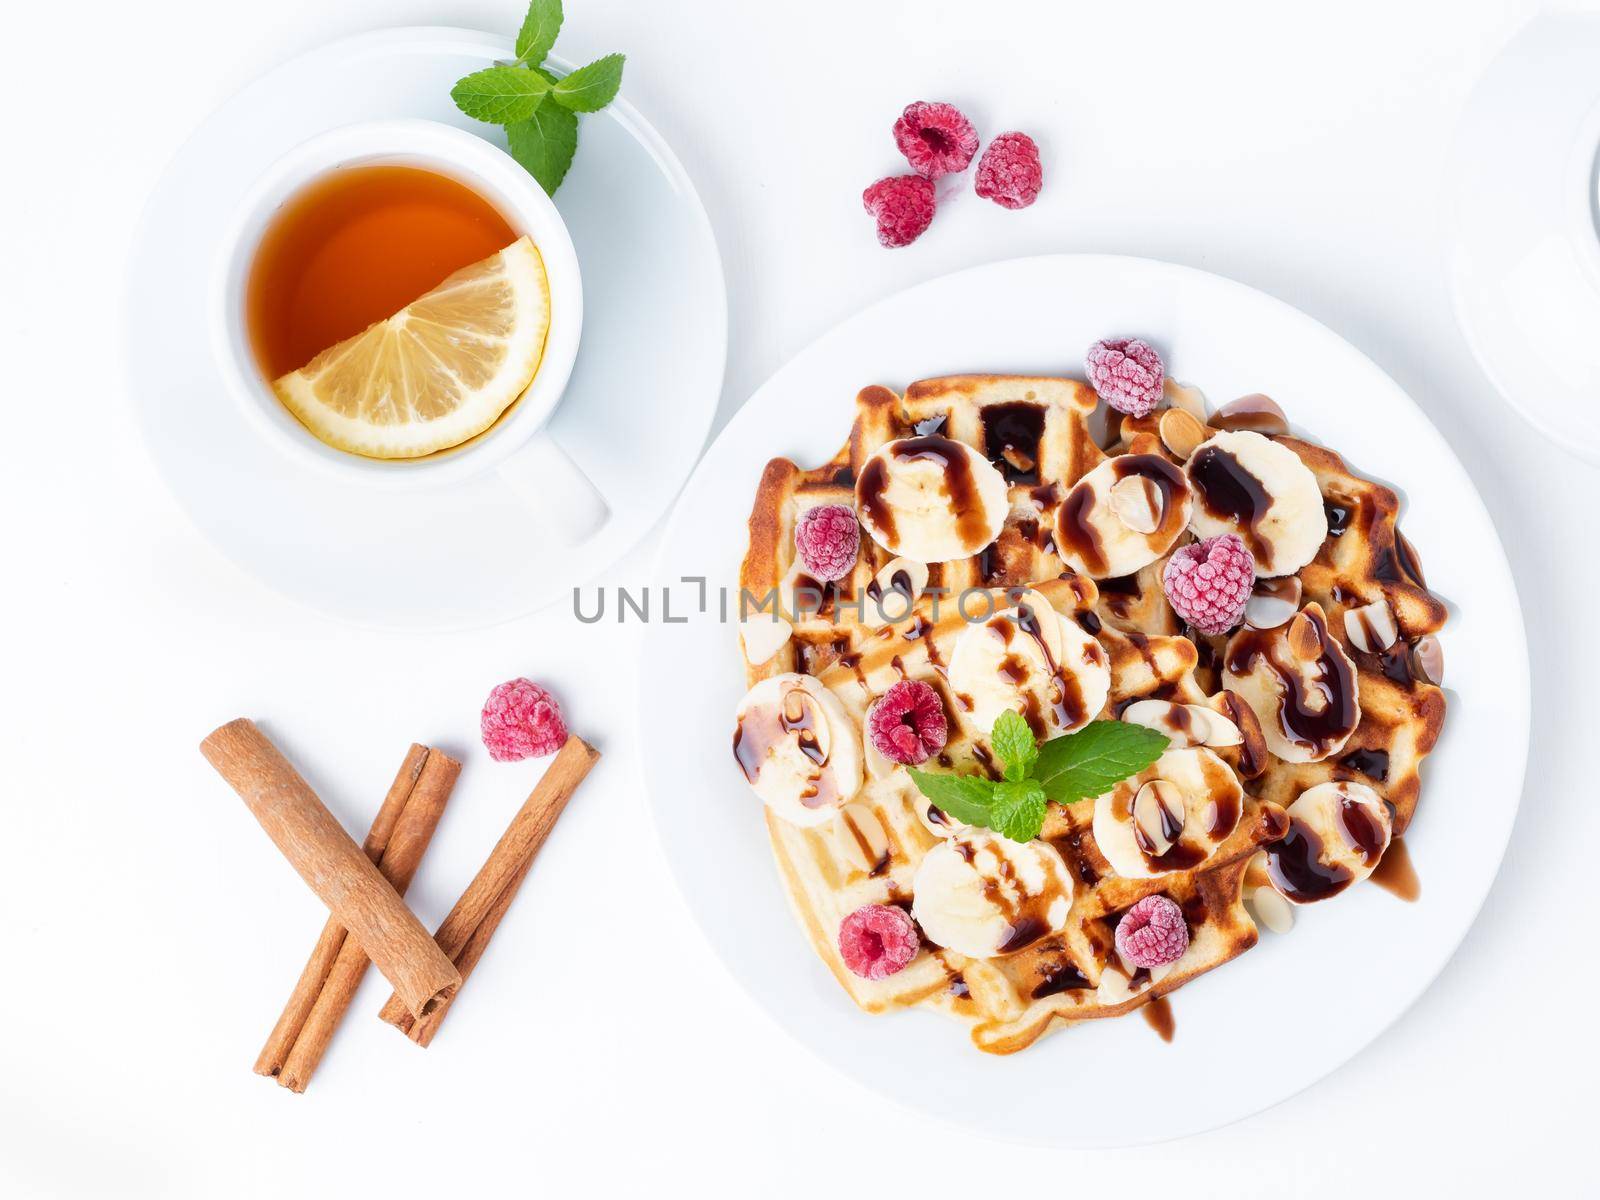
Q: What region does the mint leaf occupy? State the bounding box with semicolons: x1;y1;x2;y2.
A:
506;95;579;194
550;53;625;112
452;66;551;124
515;0;563;64
990;710;1037;783
989;780;1048;842
906;769;995;828
1033;720;1168;805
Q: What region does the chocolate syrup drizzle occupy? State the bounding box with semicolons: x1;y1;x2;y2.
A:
984;600;1087;738
1264;796;1385;903
732;684;837;809
856;435;991;552
1054;455;1186;577
1056;454;1184;579
1188;444;1272;561
1225;609;1358;758
982;402;1046;484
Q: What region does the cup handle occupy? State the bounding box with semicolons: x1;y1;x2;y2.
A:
497;430;610;545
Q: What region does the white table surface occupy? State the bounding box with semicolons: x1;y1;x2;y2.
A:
2;0;1590;1194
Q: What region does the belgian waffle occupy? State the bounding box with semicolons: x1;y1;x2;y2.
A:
733;373;1447;1053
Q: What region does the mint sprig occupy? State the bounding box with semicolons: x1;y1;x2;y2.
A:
451;66;552;124
507;71;579;194
450;0;625;195
990;709;1037;782
1033;720;1171;805
551;53;626;112
514;0;563;64
909;711;1166;843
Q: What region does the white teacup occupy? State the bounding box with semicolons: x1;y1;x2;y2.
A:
211;118;605;541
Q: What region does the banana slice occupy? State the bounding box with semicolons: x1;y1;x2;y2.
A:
1092;747;1244;878
1185;430;1326;577
1264;781;1392;904
911;831;1074;959
855;435;1009;563
733;674;863;827
947;588;1110;739
1053;454;1193;579
1224;605;1360;763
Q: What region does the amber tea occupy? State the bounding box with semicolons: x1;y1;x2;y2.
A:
245;164;519;379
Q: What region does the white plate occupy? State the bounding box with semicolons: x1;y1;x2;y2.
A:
126;27;725;629
637;255;1528;1146
1447;10;1600;464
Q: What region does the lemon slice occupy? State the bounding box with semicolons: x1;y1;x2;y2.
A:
273;236;551;459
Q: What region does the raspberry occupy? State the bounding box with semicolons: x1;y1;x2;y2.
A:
1085;337;1165;417
838;904;921;980
480;678;567;762
893;101;980;179
1162;534;1255;635
973;132;1042;209
794;504;860;581
863;175;936;248
1114;894;1189;969
866;679;949;766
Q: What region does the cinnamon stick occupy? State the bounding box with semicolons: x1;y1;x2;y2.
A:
254;743;430;1079
275;747;459;1091
201;719;462;1020
378;733;600;1043
398;842;535;1047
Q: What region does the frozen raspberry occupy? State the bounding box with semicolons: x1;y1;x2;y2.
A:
1115;894;1190;969
1162;534;1255;635
866;679;949;766
893;101;980;179
480;678;567;762
973;131;1042;209
1085;337;1165;417
794;504;861;581
863;175;936;248
839;904;921;979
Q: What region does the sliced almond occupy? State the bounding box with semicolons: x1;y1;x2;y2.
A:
740;613;793;665
1286;611;1322;662
779;560;829;621
1122;699;1203;747
1409;634;1444;686
1110;474;1164;534
834;802;892;874
867;557;929;625
1162;377;1209;422
1132;780;1186;857
1193;704;1243;747
1246;885;1295;934
1245;576;1302;629
1097;965;1135;1004
1397;532;1427;587
1122;699;1240;749
1212;394;1289;436
863;732;897;781
1344;599;1398;654
1157;408;1208;461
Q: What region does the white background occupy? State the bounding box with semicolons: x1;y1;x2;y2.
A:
2;0;1592;1194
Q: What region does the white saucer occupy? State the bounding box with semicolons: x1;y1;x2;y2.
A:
1448;10;1600;464
637;255;1528;1145
126;27;726;629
